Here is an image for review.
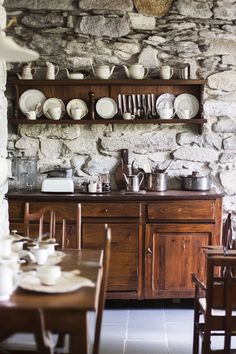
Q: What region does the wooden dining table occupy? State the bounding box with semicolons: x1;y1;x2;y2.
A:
0;249;103;354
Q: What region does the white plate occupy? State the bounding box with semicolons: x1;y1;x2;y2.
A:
18;270;95;293
19;89;46;117
66;99;88;119
174;94;199;119
43;98;66;119
96;97;118;119
155;93;175;110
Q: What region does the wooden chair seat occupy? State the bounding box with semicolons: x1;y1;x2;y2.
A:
192;251;236;354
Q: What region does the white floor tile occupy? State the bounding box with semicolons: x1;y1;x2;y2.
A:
125;339;168;354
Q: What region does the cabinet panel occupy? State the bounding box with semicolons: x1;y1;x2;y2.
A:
145;223;213;298
147;200;215;221
82;203;140;218
82;223;138;291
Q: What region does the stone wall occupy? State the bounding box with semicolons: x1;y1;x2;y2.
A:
4;0;236;225
0;0;9;237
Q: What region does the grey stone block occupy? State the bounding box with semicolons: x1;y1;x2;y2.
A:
80;15;130;38
79;0;133;12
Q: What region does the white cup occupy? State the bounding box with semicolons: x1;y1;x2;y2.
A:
0;237;13;258
48;107;61;120
160;65;174;80
39;242;57;255
29;247;49;265
25;111;37;120
123;112;135;120
70;107;83;120
37;265;61;286
88;182;97;193
178;109;193;119
157;107;175;119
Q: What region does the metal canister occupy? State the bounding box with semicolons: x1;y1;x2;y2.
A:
178;64;190;79
145;172;168;192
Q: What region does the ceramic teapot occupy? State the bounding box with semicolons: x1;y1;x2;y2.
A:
123;172;144;192
46;61;59;80
123;64;149;80
17;63;36;80
64;68;89;80
92;65;115;79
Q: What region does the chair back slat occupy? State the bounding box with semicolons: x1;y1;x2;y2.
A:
24;202;81;249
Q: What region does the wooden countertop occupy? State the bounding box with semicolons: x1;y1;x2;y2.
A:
6;189;223;201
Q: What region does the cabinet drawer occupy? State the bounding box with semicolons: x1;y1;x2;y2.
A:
10;201;80;222
82;223;138;291
147;200;215;221
82;203;140;218
82;223;138;252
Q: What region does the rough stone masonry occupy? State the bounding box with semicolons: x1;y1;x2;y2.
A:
3;0;236;228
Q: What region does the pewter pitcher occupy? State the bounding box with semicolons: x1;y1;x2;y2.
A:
123;172;144;192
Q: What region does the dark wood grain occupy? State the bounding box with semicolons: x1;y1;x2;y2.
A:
7;191;223;300
8;78;206;127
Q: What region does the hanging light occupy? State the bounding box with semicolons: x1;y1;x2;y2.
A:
0;31;39;62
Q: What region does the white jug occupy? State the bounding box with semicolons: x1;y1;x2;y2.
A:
92;65;115;79
123;64;149;79
17;63;36;80
0;260;18;301
46;61;59;80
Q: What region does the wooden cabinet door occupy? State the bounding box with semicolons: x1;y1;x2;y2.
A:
145;223;215;299
82;223;139;295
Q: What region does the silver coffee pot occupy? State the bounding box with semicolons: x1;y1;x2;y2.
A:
123;172;144;192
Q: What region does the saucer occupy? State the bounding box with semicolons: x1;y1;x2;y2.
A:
43;98;66;119
19;89;46;117
66;99;88;119
174;94;199;119
96;97;118;119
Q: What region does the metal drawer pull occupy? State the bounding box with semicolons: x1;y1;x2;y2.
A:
147;248;153;255
103;209;108;213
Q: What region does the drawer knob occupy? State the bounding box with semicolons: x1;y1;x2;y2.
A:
103;209;108;213
147;248;153;255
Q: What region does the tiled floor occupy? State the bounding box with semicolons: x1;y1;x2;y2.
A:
100;299;194;354
2;299;236;353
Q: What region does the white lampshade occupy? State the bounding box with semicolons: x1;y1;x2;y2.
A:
0;33;39;62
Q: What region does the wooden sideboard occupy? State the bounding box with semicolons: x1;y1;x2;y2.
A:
7;190;223;300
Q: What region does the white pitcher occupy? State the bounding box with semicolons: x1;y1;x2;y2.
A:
17;63;36;80
0;260;18;301
46;61;59;80
92;65;115;79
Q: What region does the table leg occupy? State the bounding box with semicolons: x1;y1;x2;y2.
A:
69;313;88;354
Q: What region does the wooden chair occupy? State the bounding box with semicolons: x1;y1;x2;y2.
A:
24;202;82;249
192;251;236;354
222;213;234;251
93;225;111;354
54;225;111;354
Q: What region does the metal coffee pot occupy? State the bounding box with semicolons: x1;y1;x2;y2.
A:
123;172;144;192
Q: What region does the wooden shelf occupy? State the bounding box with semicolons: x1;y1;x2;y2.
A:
10;118;207;125
8;78;207;86
8;78;207;132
